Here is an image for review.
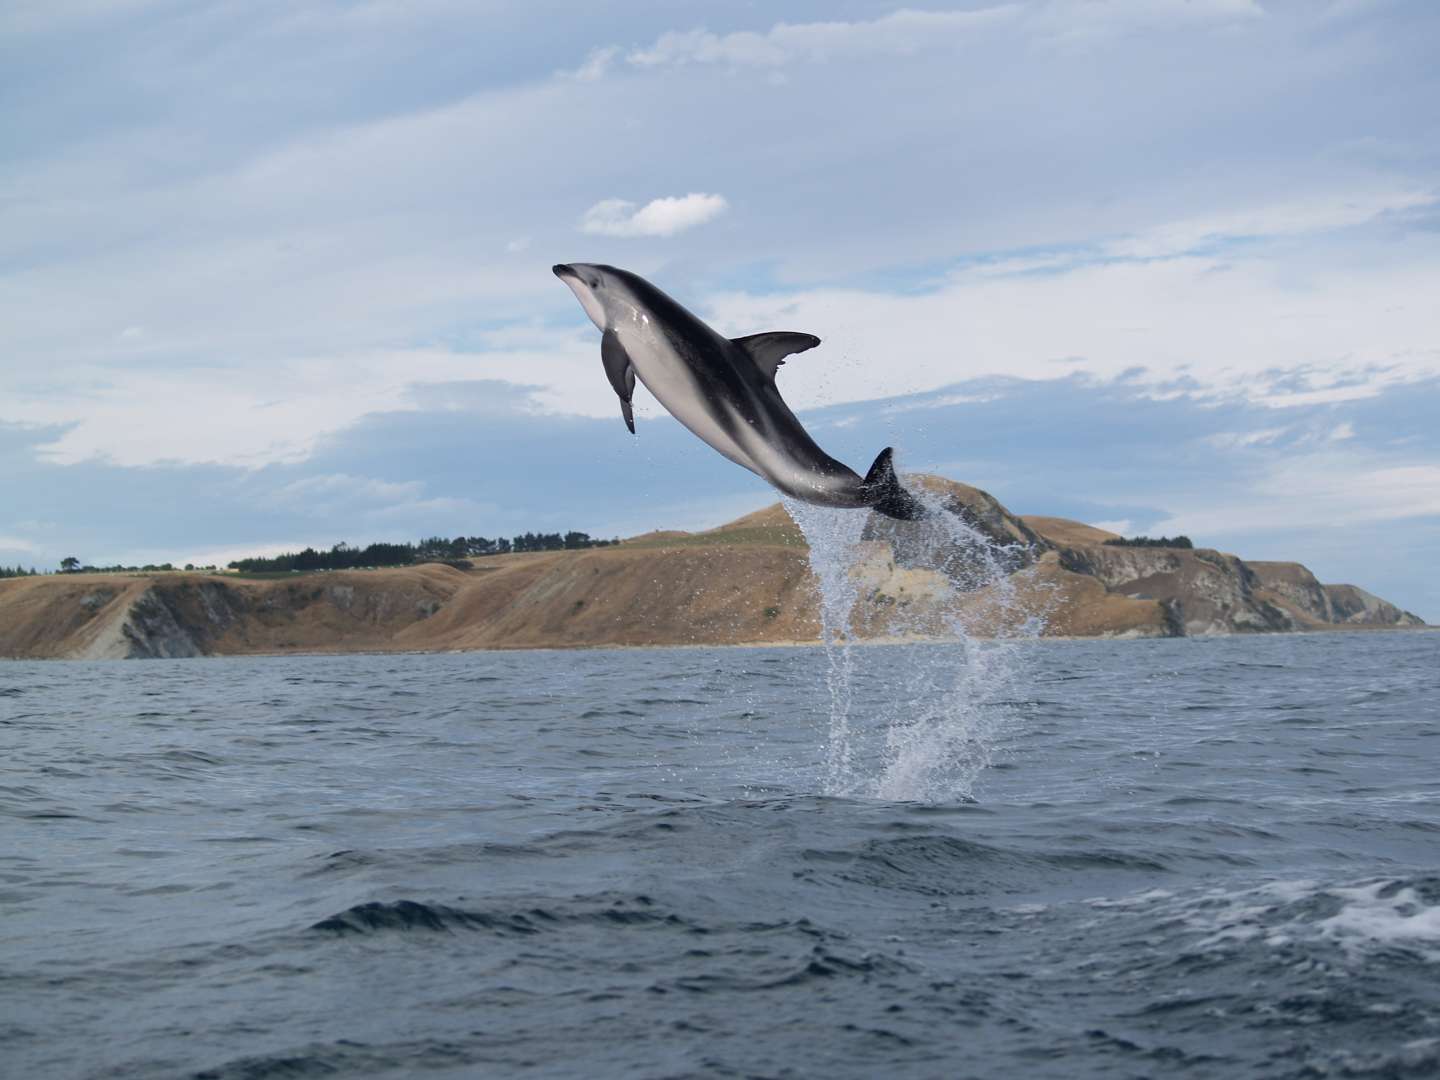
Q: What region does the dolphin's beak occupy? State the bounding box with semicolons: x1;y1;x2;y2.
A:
552;263;606;330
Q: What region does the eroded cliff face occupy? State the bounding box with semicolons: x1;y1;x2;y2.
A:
1227;563;1423;630
1247;561;1336;624
1323;584;1425;627
0;568;471;660
1051;543;1294;636
0;476;1425;659
1016;519;1426;638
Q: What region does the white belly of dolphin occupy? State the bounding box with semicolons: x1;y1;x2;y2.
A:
619;328;860;501
619;332;762;476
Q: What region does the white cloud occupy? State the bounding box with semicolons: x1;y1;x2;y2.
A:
1036;0;1264;40
263;473;496;529
0;535;39;553
1106;189;1433;259
1204;428;1290;450
1153;453;1440;535
579;193;729;238
7;346;560;467
269;473;425;509
564;45;620;81
616;2;1261;73
611;1;1262;73
366;495;483;520
625;7;1021;69
1201;419;1360;452
12;198;1436;469
693;239;1440;418
1258;384;1388;409
2;1;1436;480
882;392;1002;414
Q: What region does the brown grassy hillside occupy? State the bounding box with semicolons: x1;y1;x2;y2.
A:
0;476;1424;659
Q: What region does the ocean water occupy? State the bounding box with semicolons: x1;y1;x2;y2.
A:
2;631;1439;1079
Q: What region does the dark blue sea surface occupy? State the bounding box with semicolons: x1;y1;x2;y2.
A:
2;631;1438;1078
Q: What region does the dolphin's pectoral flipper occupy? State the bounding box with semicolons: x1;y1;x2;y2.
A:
731;332;822;383
601;329;637;433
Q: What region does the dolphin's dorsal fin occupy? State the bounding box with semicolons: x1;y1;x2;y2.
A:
731;332;821;383
601;329;636;433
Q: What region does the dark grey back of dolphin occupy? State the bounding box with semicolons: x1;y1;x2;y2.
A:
553;263;926;521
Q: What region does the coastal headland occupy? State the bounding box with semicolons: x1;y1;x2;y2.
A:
0;477;1424;660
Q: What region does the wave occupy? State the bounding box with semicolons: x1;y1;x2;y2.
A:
312;899;549;936
188;1038;480;1080
309;894;700;937
1076;874;1440;965
793;832;1171;898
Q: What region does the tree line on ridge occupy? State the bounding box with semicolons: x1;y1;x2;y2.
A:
225;532;618;573
1102;535;1194;549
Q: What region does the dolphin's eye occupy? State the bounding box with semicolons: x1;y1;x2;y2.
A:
589;279;601;288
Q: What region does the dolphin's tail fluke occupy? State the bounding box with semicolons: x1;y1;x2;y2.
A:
862;447;928;521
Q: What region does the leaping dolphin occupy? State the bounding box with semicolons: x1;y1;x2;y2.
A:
553;263;926;520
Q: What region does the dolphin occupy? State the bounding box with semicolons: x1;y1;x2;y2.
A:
553;263;926;520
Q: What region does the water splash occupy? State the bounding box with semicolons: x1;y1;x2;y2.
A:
781;500;868;788
785;480;1048;802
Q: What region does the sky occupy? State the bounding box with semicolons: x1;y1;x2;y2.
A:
2;0;1438;620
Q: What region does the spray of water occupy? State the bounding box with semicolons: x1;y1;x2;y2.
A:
780;501;868;787
784;479;1049;802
